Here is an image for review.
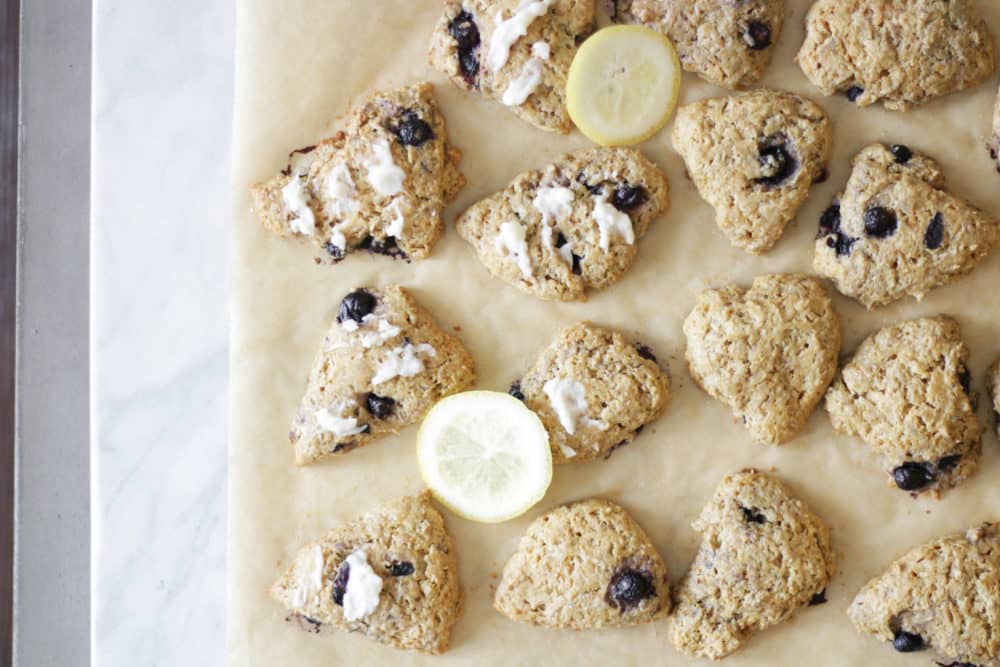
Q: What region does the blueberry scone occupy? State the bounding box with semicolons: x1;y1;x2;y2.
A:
989;359;1000;438
672;90;832;254
797;0;997;111
494;498;670;630
251;82;464;263
272;492;462;654
848;523;1000;666
990;83;1000;172
825;316;980;496
290;286;474;465
668;470;835;659
684;274;840;445
814;143;1000;309
611;0;784;89
509;322;670;463
456;147;668;301
428;0;595;133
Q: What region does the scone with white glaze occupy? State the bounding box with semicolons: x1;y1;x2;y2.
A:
456;147;668;301
509;322;670;463
814;143;1000;309
672;90;831;254
251;82;464;263
428;0;595;133
797;0;996;111
289;286;474;465
848;523;1000;667
825;316;981;496
494;498;670;630
668;469;835;659
612;0;784;89
683;274;840;445
272;492;462;654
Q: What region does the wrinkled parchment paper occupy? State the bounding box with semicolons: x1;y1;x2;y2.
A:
229;2;1000;664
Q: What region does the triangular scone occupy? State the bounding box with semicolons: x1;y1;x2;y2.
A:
672;90;832;254
509;322;669;463
456;147;668;301
251;82;464;263
271;492;462;654
290;286;474;465
797;0;996;111
990;84;1000;172
669;470;835;660
989;359;1000;438
826;317;981;496
612;0;784;90
848;523;1000;667
428;0;595;133
494;499;670;630
814;144;1000;309
683;274;840;445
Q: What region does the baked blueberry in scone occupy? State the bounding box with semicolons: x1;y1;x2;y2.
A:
508;322;670;463
848;523;1000;667
988;359;1000;439
990;83;1000;172
797;0;996;111
825;316;981;496
289;286;474;465
814;144;1000;309
494;498;670;629
251;82;465;263
672;90;831;254
668;469;835;659
612;0;785;90
272;492;462;654
456;147;668;301
428;0;595;133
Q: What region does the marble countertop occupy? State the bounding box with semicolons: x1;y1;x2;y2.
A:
90;0;231;664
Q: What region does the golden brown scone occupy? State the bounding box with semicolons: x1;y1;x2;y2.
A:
814;143;1000;309
494;498;670;630
848;523;1000;667
825;316;981;496
683;274;840;445
797;0;997;111
612;0;785;89
456;147;668;301
271;492;462;654
668;470;835;659
290;286;474;465
251;82;464;263
509;322;670;463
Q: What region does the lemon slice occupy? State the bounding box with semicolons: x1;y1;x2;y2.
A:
417;391;552;523
567;25;682;146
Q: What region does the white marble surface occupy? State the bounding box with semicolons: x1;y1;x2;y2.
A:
91;0;231;664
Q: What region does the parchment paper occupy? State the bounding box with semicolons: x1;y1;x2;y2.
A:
228;2;1000;664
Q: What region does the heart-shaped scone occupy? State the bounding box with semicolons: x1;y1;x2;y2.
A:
848;523;1000;667
251;82;465;263
797;0;996;111
814;144;1000;309
673;90;831;253
683;274;840;445
494;498;670;630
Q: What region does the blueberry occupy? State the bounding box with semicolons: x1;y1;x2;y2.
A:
814;167;829;184
808;590;827;606
388;560;415;577
332;561;351;606
365;393;396;419
605;568;654;610
890;144;913;164
395;111;433;147
925;213;945;250
635;344;657;363
741;506;767;524
611;184;648;211
324;241;346;261
555;232;568;248
359;235;406;258
958;366;971;395
338;289;377;324
754;135;798;187
846;86;864;102
449;11;480;85
818;204;841;237
892;462;934;491
508;382;525;401
938;455;962;472
892;631;925;653
744;21;772;50
571;253;583;275
826;233;856;257
864;206;898;238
